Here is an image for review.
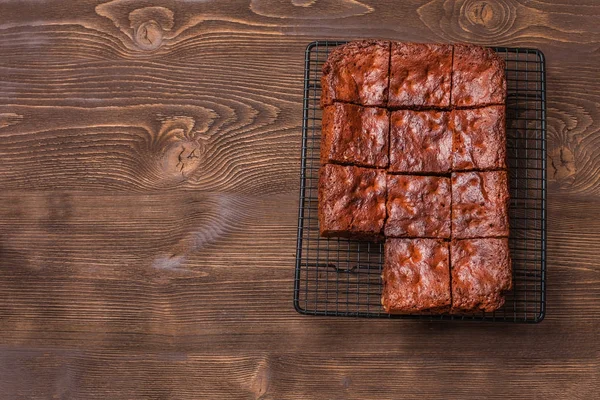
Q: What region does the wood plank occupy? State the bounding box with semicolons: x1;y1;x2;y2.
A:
0;348;598;399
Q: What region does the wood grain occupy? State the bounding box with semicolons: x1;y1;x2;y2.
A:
0;0;599;398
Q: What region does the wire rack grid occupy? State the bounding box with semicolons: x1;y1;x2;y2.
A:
294;41;547;322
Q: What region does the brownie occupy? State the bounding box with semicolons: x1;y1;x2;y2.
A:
452;106;507;171
451;44;507;107
382;239;451;313
321;40;390;107
451;238;512;312
451;171;510;239
385;175;451;238
321;103;389;168
389;110;452;173
388;42;453;108
318;164;386;238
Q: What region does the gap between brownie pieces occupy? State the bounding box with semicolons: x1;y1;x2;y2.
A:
449;177;453;311
324;99;388;110
448;236;453;312
384;236;452;241
323;161;508;173
320;162;509;176
449;45;454;108
386;170;451;177
452;235;510;240
450;167;453;239
381;235;509;241
386;167;508;175
383;94;392;237
386;40;392;111
386;103;507;111
324;159;389;170
325;99;506;112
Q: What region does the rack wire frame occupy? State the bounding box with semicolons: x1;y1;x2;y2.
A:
294;41;547;322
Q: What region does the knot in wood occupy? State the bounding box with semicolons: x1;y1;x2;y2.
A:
461;0;514;37
162;141;202;178
549;146;576;185
134;20;163;50
128;6;174;51
466;1;493;26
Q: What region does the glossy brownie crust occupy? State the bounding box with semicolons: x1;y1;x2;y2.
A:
321;40;390;107
385;175;451;238
451;171;510;239
451;44;507;107
321;103;389;168
382;239;451;313
388;42;453;108
317;41;510;314
318;164;386;238
451;238;512;312
389;110;452;173
452;106;507;171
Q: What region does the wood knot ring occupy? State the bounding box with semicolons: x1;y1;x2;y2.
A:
162;140;203;178
466;1;493;26
134;20;163;50
460;0;513;37
128;6;174;51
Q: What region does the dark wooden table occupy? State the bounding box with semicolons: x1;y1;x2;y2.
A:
1;1;598;398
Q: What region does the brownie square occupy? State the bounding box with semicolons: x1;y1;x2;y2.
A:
321;103;389;168
321;40;390;108
385;175;451;238
318;164;386;238
451;171;510;239
451;238;512;312
451;44;506;107
389;110;452;173
452;106;507;171
388;42;453;108
382;239;451;313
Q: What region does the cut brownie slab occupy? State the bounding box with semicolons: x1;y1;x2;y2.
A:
388;42;453;108
451;44;507;107
386;175;451;238
321;40;390;107
451;238;512;312
382;239;451;313
451;171;510;239
452;105;507;171
389;110;452;173
318;164;386;239
321;103;389;168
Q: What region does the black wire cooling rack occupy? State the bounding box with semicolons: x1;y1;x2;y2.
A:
294;41;547;322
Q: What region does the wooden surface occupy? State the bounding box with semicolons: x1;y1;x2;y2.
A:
0;0;599;398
